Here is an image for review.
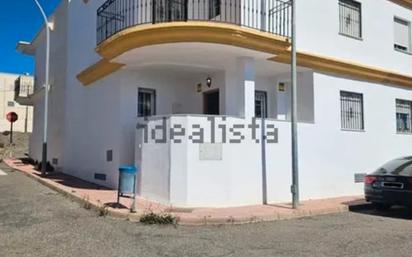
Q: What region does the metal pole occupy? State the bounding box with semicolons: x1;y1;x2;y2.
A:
10;122;13;144
33;0;50;176
117;173;121;206
25;82;29;133
131;174;137;213
25;105;28;133
290;0;299;209
261;117;267;205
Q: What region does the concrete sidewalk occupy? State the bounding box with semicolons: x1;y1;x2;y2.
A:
4;158;367;225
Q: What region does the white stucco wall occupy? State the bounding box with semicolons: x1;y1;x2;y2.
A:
61;0;112;183
297;0;412;75
297;72;412;200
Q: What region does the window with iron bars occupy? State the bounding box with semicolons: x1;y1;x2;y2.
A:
396;99;412;133
340;91;364;131
339;0;362;39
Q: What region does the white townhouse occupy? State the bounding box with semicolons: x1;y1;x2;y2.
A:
20;0;412;207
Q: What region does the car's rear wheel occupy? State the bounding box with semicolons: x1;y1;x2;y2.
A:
372;203;392;210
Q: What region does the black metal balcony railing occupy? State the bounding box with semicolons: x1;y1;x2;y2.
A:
97;0;291;44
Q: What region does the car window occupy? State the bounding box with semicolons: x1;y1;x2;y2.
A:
374;157;412;176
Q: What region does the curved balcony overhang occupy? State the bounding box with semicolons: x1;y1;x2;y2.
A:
78;37;412;88
77;21;291;86
96;22;291;61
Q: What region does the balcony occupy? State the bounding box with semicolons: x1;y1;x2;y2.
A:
78;0;292;86
14;76;34;106
96;0;292;44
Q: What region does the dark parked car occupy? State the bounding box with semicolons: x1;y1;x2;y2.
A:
365;156;412;210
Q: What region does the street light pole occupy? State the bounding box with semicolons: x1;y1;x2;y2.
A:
290;0;300;209
33;0;50;176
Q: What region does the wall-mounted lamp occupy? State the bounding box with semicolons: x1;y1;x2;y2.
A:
206;77;212;88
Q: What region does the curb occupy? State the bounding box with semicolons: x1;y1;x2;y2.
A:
348;202;373;211
4;160;132;220
177;206;351;226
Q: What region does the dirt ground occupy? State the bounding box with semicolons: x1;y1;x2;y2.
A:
0;132;30;160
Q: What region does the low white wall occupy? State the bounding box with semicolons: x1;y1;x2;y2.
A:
136;115;294;207
184;116;263;207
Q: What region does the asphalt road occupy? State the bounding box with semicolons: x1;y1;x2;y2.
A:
1;164;412;257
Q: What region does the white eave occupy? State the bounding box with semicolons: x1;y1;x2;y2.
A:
16;41;35;56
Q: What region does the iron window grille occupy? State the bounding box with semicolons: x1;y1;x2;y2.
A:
396;99;412;133
255;90;267;118
138;88;156;117
340;91;364;131
339;0;362;39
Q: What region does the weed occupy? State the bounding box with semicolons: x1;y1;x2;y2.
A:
139;211;177;225
98;204;109;217
82;195;92;210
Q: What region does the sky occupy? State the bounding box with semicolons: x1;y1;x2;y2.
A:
0;0;61;75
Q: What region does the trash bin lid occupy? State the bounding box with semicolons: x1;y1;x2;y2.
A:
119;165;137;174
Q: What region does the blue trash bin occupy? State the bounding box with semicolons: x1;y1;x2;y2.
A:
118;165;137;195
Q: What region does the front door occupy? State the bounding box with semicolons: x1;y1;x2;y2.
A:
255;90;267;118
153;0;187;23
204;90;220;115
